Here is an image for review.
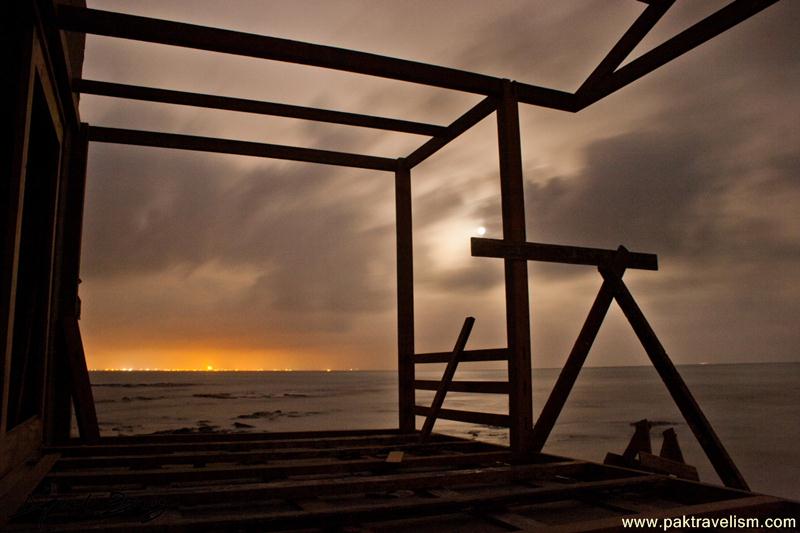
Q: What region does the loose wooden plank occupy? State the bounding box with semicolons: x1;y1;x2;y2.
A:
414;406;510;427
88;126;397;172
638;452;699;481
45;451;513;486
419;317;475;442
0;453;59;526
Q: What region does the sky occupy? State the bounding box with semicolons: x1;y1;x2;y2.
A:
76;1;799;371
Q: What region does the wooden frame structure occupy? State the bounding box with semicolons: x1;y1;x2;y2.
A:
2;0;795;528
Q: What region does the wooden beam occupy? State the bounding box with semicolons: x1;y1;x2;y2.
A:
395;160;415;432
419;317;475;442
27;475;662;531
576;0;675;95
405;96;496;168
45;123;90;444
39;461;588;507
599;267;749;490
90;427;404;445
576;0;781;109
55;5;503;96
415;380;509;394
52;440;495;470
471;238;658;270
62;317;98;443
532;249;630;452
413;347;509;364
47;433;442;457
511;82;577;112
45;451;513;486
414;406;510;427
87;126;397;171
496;81;533;455
74;79;447;137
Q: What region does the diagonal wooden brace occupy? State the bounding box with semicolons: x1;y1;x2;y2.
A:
419;317;475;443
531;246;630;453
598;265;749;490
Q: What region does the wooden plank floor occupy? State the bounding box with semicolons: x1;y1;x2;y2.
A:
5;430;798;531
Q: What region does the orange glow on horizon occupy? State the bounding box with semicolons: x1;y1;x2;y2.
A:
84;345;368;372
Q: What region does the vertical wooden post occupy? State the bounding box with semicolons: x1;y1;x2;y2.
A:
45;123;90;443
496;81;533;456
395;158;415;433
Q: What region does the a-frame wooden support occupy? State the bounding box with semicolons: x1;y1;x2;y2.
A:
472;240;749;491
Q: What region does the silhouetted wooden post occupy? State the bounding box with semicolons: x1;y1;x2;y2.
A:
45;123;90;443
599;266;749;490
63;316;99;443
419;317;475;442
395;159;415;433
497;81;533;456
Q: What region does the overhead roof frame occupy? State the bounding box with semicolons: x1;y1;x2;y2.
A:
54;0;779;171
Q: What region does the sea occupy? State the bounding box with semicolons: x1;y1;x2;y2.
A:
88;362;799;501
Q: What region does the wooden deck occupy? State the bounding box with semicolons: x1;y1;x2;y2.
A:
3;430;797;531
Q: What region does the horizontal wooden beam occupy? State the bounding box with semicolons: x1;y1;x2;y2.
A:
48;432;443;457
52;440;493;470
414;406;510;427
406;96;496;168
513;82;578;112
88;427;403;445
413;348;509;364
471;238;658;270
576;0;781;109
55;5;503;96
75;79;447;136
37;461;589;508
87;126;397;171
415;380;510;394
45;451;512;486
30;475;663;531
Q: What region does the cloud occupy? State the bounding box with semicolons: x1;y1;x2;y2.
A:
78;1;799;368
